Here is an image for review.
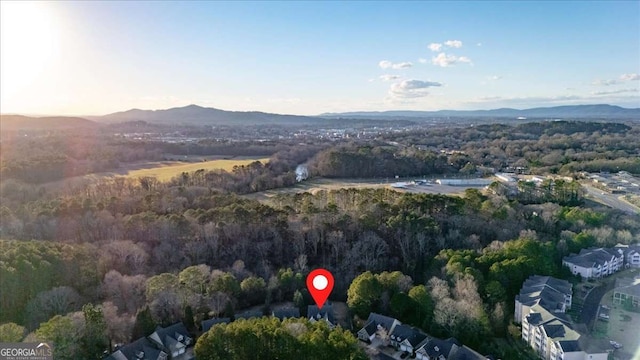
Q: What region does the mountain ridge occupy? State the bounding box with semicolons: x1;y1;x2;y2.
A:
2;104;638;130
92;104;321;125
0;115;98;131
320;104;640;119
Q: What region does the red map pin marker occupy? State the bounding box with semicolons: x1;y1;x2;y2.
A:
306;268;334;309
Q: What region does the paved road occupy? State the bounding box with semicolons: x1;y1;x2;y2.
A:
579;282;614;330
583;185;640;215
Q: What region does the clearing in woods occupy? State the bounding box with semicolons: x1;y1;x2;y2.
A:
124;158;269;182
42;157;270;190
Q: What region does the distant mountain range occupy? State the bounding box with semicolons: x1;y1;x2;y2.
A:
1;104;638;131
321;104;640;119
0;115;98;131
91;104;321;126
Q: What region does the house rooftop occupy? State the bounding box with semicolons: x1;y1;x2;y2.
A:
149;323;191;355
235;309;264;320
390;324;428;347
364;313;398;333
307;304;335;324
416;337;455;358
106;337;165;360
272;307;301;320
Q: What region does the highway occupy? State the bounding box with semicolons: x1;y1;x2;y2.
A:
582;185;640;215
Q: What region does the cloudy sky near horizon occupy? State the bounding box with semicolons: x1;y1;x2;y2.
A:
1;1;639;116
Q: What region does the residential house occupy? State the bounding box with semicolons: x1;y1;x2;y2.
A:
613;276;640;307
356;312;486;359
234;309;263;320
148;323;192;359
357;313;401;342
106;337;168;360
414;337;487;360
389;324;428;353
106;322;193;360
201;317;230;332
415;337;455;360
307;304;335;328
272;307;301;320
515;275;572;324
562;247;624;279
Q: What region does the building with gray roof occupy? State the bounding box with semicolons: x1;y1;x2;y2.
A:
562;247;624;279
515;275;572;324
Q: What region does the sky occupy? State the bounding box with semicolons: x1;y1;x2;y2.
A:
1;1;639;116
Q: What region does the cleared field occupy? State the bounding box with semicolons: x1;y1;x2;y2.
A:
42;157;269;191
124;158;269;182
243;177;478;203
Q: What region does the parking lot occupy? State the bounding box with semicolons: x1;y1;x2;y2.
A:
598;284;640;360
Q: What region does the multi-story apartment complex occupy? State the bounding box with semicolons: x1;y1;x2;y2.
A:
516;275;607;360
562;247;624;279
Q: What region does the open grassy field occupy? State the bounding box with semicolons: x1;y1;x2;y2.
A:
42;157;269;191
123;158;269;182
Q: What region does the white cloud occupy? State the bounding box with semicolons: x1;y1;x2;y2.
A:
431;53;472;67
620;73;640;81
418;58;428;64
379;60;413;69
389;79;442;98
476;43;482;47
591;79;619;86
380;74;401;81
428;43;442;52
487;75;502;80
444;40;463;48
592;88;638;95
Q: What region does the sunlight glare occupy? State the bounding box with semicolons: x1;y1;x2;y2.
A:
1;1;60;105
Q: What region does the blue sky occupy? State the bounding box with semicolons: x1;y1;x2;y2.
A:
1;1;638;115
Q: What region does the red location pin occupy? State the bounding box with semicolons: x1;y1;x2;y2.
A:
306;268;334;309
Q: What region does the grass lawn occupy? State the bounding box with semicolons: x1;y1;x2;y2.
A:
124;158;269;182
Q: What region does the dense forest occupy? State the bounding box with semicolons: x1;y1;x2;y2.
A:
1;120;639;358
380;121;640;175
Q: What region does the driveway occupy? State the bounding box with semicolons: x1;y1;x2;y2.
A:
578;281;614;329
